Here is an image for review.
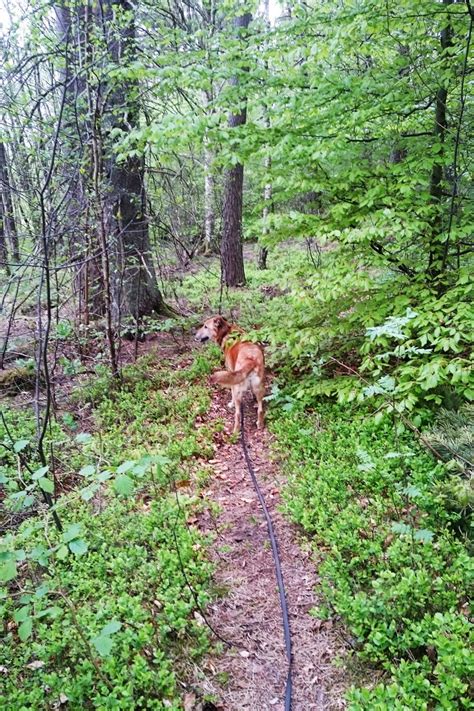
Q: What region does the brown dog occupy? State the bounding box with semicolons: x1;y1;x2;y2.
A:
194;315;265;434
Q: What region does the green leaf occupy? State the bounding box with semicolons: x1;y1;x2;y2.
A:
0;559;17;582
80;484;98;502
13;605;30;623
68;539;88;556
56;545;69;561
36;606;62;620
79;465;96;477
38;477;54;494
32;466;49;480
413;528;434;543
101;620;122;636
91;634;113;657
114;473;134;496
97;471;112;483
391;522;411;535
62;523;82;543
13;439;29;453
116;460;135;474
402;485;422;499
30;546;50;567
75;433;92;444
18;617;33;641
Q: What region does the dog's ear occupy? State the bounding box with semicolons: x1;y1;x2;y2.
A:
215;316;226;329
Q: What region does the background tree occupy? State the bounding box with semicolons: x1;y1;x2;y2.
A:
220;11;252;287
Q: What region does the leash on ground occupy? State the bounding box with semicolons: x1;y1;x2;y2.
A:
240;406;293;711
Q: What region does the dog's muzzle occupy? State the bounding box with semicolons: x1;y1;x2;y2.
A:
194;332;209;342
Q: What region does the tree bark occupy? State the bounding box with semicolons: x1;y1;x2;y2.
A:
0;142;19;262
105;0;167;319
202;86;216;255
221;12;252;287
427;0;453;280
203;140;216;255
258;0;271;271
0;185;9;274
258;152;271;270
55;2;103;322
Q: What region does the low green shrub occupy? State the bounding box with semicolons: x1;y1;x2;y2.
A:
0;355;217;710
270;402;473;709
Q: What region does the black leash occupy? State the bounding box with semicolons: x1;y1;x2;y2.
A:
240;407;293;711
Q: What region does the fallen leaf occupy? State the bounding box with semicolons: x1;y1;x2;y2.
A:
176;480;191;489
193;611;205;626
239;649;250;658
26;660;45;670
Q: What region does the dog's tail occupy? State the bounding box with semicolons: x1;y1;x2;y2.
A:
210;361;256;388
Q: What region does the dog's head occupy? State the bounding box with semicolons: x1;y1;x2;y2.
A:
194;315;230;344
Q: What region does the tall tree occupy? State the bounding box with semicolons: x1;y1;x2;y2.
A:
427;0;453;281
0;141;19;264
258;0;272;271
105;0;168;320
220;11;252;287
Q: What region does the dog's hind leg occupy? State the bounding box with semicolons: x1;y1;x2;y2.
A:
233;389;243;434
251;379;265;429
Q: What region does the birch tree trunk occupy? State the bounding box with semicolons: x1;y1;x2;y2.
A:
202;87;216;255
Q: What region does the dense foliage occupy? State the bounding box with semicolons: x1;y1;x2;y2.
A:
273;403;472;709
1;355;219;709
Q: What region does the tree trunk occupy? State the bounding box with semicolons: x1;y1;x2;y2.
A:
105;0;167;319
203;139;216;255
258;154;271;270
202;87;216;255
258;0;271;271
0;186;9;274
0;142;19;263
221;12;252;287
427;0;453;280
54;2;107;322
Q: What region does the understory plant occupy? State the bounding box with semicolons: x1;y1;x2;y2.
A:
0;355;217;710
270;401;473;709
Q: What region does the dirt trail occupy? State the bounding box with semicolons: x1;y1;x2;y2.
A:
194;389;348;711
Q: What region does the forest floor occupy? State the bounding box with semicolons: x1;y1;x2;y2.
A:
1;260;352;709
189;380;349;710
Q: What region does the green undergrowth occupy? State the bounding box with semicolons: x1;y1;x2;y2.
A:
270;401;473;710
177;244;473;416
176;243;473;707
1;353;219;710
